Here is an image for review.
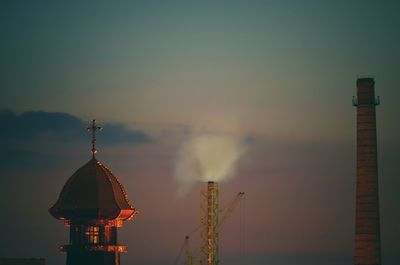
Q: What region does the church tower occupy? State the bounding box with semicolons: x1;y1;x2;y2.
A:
50;119;137;265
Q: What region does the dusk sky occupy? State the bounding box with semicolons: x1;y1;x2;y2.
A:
0;1;399;265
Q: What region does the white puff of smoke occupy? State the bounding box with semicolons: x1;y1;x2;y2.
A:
174;133;247;197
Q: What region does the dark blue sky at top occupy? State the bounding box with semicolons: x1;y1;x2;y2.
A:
0;1;399;265
1;0;399;131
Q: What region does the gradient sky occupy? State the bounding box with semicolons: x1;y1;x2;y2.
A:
0;1;399;265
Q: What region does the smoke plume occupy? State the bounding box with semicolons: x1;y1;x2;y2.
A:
174;133;247;196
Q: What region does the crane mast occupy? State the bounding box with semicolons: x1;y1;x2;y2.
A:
200;181;219;265
200;182;244;265
177;188;244;265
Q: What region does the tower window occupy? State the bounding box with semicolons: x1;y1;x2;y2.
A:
84;226;99;244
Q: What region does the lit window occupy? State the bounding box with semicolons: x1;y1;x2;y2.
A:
85;226;99;244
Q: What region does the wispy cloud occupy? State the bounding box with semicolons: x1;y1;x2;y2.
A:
0;109;152;144
0;109;152;169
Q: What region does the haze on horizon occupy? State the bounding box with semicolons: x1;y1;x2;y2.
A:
0;1;399;265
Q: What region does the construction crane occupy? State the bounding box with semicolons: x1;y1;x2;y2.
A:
219;192;245;229
179;191;245;265
185;236;194;265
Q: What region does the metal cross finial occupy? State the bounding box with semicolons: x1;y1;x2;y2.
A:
86;118;102;158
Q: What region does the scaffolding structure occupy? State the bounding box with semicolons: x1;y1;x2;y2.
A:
200;181;219;265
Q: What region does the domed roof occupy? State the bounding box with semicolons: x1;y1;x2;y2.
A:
49;157;136;221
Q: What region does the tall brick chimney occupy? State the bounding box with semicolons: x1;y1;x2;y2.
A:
353;78;381;265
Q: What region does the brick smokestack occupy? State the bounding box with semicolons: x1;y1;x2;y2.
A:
353;78;381;265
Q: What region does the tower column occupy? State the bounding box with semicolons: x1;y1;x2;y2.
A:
353;78;381;265
201;181;219;265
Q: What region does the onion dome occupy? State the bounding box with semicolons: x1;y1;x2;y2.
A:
49;119;137;222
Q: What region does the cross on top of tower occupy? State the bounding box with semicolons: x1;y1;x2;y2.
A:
86;118;102;158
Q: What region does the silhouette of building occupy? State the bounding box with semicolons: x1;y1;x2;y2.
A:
353;78;381;265
49;119;137;265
